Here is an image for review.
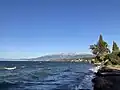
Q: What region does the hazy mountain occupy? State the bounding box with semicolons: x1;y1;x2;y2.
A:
26;53;94;61
0;53;94;61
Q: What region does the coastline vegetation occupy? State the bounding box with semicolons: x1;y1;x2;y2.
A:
90;34;120;67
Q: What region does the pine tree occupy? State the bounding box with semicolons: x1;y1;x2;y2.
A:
90;34;110;63
90;34;110;56
98;34;106;55
112;41;119;52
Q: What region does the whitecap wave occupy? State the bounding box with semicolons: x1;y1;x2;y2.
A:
75;74;94;90
4;67;16;70
89;66;101;73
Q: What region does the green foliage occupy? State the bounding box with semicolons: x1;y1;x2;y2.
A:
90;34;120;65
90;44;98;55
106;41;120;65
90;34;110;61
108;52;120;65
105;60;112;65
112;41;119;53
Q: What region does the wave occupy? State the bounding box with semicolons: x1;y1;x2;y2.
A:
4;66;16;70
0;62;93;90
75;73;94;90
0;81;17;89
89;66;101;73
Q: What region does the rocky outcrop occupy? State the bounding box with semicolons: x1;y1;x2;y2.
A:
92;67;120;90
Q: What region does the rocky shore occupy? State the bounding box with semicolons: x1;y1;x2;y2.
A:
92;67;120;90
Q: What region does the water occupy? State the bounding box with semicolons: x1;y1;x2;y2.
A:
0;61;94;90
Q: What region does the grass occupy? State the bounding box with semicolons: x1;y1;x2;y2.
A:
106;65;120;70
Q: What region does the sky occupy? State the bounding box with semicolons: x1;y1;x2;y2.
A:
0;0;120;59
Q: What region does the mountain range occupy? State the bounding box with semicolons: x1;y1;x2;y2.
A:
24;53;94;61
0;53;94;61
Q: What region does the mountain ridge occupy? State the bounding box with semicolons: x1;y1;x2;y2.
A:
25;53;94;61
0;53;94;61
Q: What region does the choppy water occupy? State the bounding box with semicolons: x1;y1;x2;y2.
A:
0;61;94;90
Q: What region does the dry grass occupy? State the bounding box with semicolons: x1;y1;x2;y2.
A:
106;65;120;70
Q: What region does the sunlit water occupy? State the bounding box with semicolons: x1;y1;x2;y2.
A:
0;61;94;90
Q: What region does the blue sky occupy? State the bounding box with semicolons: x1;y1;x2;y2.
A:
0;0;120;58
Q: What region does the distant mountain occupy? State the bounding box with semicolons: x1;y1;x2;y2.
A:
26;53;94;61
0;58;15;61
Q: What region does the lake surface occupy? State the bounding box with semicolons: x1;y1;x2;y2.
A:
0;61;94;90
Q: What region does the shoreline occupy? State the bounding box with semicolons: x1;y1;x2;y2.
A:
92;66;120;90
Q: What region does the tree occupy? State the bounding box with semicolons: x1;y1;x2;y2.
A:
90;34;120;65
90;44;98;55
109;52;120;65
90;34;110;63
108;41;120;65
90;34;110;56
112;41;119;53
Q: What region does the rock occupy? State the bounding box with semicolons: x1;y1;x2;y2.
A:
92;67;120;90
92;77;113;90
